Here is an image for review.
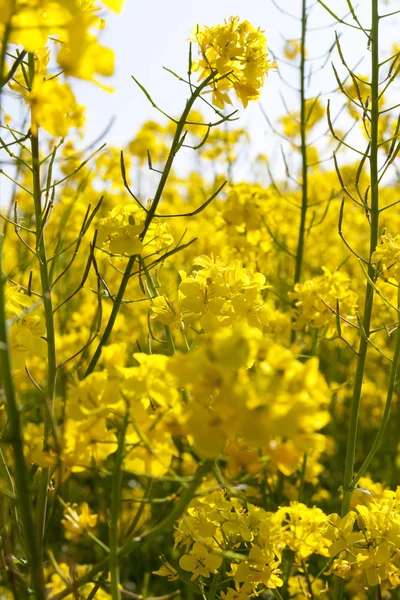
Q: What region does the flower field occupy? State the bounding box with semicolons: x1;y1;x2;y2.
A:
1;2;400;599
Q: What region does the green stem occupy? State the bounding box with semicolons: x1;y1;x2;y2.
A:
85;253;136;376
291;0;309;343
31;128;58;549
341;0;380;518
0;23;11;90
84;74;214;376
109;410;129;600
141;257;176;355
294;0;308;287
272;589;285;600
298;452;308;503
48;461;210;600
0;236;46;599
351;288;400;488
334;4;380;599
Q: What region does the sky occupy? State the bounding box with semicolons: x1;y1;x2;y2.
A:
72;0;385;181
1;0;399;203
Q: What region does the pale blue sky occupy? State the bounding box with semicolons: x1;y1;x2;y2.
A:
73;0;382;180
1;0;398;205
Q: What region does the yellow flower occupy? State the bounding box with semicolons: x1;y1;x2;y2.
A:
221;588;249;600
372;232;400;282
57;34;114;85
179;542;222;581
284;40;302;60
97;204;144;255
233;544;283;591
5;286;47;368
291;267;358;338
325;552;352;579
102;0;124;11
153;559;178;582
324;512;364;557
26;77;78;137
151;296;181;327
192;16;274;108
356;543;392;586
61;502;98;540
281;98;325;138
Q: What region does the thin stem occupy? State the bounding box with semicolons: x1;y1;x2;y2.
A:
85;74;214;376
351;288;400;488
292;0;309;343
110;410;129;600
31;127;58;550
0;236;46;599
340;0;380;519
140;257;176;355
49;461;210;600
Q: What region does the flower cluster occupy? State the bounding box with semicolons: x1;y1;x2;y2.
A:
192;16;274;108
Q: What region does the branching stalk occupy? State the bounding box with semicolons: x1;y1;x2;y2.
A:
85;73;215;376
340;0;380;519
0;236;46;599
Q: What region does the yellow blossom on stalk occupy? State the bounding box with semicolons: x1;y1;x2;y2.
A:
23;423;55;468
10;314;47;369
200;128;249;162
279;503;330;559
372;232;400;282
123;353;179;409
192;16;274;108
101;0;124;12
66;371;122;421
97;204;144;255
356;543;392;586
221;588;249;600
8;0;119;86
96;147;130;188
152;559;178;582
10;2;69;51
123;418;178;476
179;255;271;332
62;417;118;473
324;512;363;557
233;545;283;591
326;552;352;579
222;182;271;231
151;296;182;327
128;120;169;165
281;97;325;138
169;325;330;461
57;33;114;85
291;267;358;337
61;502;98;540
179;541;223;581
287;575;326;598
25;77;78;137
4;285;47;369
284;40;302;60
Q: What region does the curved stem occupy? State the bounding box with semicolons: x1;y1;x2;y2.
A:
49;461;210;600
340;0;380;519
85;74;214;376
31;129;58;549
109;410;129;600
140;256;176;355
294;0;309;288
0;236;46;599
351;288;400;488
